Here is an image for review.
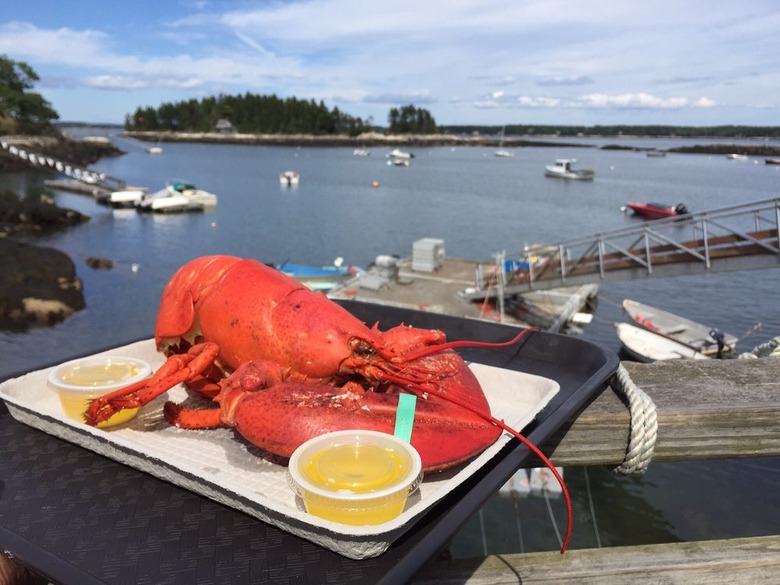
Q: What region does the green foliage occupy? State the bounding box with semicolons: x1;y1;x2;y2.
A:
0;55;59;134
125;93;371;136
388;105;438;134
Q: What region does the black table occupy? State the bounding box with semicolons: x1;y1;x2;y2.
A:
0;302;617;584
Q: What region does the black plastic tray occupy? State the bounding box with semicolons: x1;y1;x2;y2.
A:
0;301;618;584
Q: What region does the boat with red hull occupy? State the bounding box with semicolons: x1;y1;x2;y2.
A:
625;201;688;219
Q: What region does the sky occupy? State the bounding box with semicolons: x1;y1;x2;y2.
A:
1;1;779;127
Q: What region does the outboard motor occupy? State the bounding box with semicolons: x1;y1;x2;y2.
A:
675;203;688;215
710;328;726;359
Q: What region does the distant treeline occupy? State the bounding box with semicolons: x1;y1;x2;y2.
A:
124;94;373;136
123;94;443;136
119;91;780;139
443;124;780;138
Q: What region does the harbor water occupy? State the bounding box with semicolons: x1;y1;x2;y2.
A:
2;131;779;557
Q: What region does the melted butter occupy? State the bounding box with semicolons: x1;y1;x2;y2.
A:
303;443;410;493
60;362;139;387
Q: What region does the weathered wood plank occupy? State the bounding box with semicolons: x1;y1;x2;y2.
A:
413;535;780;584
533;358;780;467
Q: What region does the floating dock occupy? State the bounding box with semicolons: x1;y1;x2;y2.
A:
43;179;112;200
328;243;597;332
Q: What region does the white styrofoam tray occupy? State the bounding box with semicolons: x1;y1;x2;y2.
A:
0;339;559;559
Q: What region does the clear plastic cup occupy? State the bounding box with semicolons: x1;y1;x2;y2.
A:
287;430;423;525
47;356;152;427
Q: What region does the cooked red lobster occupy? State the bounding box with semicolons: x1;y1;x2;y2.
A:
84;255;572;550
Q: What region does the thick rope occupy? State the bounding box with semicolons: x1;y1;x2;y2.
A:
738;335;780;359
609;364;658;476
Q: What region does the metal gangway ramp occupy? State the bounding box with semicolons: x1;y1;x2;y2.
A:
465;197;780;300
0;138;125;191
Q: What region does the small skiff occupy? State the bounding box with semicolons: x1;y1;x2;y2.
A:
623;299;737;357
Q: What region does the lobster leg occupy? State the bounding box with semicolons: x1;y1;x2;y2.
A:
84;342;221;425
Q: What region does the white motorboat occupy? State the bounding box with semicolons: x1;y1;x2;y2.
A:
107;188;147;208
544;158;594;180
353;148;371;157
615;322;709;362
146;146;163;154
136;181;217;213
386;148;414;160
280;171;300;186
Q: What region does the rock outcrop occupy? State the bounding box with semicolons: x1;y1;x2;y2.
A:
0;239;85;331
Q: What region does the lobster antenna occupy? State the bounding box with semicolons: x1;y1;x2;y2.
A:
383;325;572;551
401;374;572;554
396;326;540;363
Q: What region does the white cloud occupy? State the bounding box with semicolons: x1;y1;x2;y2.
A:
517;96;561;108
473;100;500;109
83;76;149;90
537;75;594;87
579;93;690;109
693;97;717;108
83;75;203;90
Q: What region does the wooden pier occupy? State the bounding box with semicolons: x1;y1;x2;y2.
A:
415;356;780;583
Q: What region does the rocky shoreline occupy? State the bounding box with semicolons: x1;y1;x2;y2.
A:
0;188;91;331
0;133;120;331
124;130;780;156
0;238;86;331
122;130;584;149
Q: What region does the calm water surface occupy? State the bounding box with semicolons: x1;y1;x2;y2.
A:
2;131;779;557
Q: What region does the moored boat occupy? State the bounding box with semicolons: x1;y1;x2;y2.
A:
107;187;147;208
494;126;514;158
544;159;594;180
279;171;300;186
625;201;688;219
277;259;360;292
622;299;737;357
765;158;780;165
615;322;709;362
136;181;217;213
386;148;414;160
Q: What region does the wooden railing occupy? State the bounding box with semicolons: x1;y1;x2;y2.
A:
466;198;780;298
414;357;780;583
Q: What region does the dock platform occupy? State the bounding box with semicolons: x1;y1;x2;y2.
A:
328;256;597;332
